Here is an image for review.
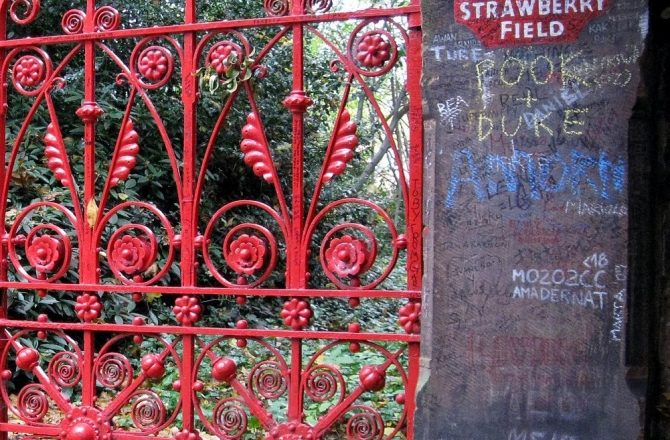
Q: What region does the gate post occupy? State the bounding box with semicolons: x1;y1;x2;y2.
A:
416;0;648;439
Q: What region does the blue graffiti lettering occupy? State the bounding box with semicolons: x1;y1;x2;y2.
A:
445;148;625;208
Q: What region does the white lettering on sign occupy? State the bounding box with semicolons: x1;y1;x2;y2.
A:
458;0;607;21
455;0;610;47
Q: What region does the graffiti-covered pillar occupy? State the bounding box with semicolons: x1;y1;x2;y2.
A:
418;1;648;439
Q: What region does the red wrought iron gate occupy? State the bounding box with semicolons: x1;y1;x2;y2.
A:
0;0;422;438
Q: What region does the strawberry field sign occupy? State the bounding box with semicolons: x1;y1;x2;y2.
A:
455;0;610;47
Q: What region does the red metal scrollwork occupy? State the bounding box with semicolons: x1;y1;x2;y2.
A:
0;0;422;438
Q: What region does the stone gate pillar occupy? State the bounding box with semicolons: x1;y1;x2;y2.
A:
417;1;648;439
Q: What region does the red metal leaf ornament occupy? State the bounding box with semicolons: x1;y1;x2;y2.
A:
323;110;358;183
240;113;275;184
109;119;140;187
44;123;74;188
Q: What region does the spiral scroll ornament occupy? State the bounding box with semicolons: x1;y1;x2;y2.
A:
9;206;72;282
204;207;279;288
212;398;248;439
94;6;120;31
249;360;288;400
263;0;289;16
61;9;85;34
9;0;40;25
130;390;166;431
306;0;333;14
17;384;49;423
48;352;81;388
345;405;384;440
94;352;133;389
313;203;399;290
304;365;345;403
100;202;176;285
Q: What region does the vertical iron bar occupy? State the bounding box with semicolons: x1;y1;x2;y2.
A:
405;5;423;439
285;0;309;423
181;0;198;433
0;2;7;437
80;0;99;408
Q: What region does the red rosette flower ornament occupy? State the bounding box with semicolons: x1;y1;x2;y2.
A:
138;47;171;82
27;235;63;273
398;302;421;334
207;42;243;75
325;235;370;278
75;294;102;322
225;234;266;276
13;55;45;89
111;234;153;275
173;296;202;326
280;298;313;330
355;33;391;68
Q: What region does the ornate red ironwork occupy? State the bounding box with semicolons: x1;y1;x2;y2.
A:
0;0;423;438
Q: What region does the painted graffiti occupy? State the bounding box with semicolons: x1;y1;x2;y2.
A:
445;147;625;207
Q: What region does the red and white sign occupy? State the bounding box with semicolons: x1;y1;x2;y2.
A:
455;0;611;47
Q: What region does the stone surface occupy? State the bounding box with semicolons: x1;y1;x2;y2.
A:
417;1;648;439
